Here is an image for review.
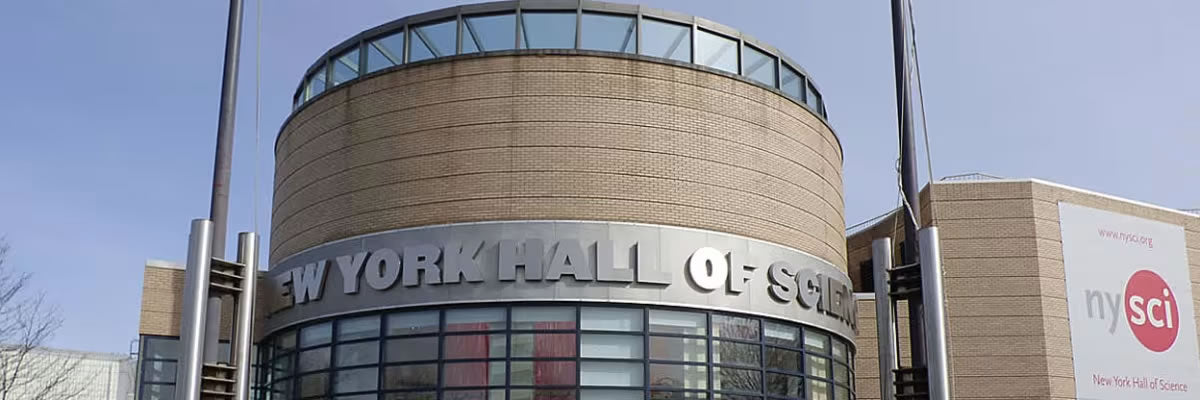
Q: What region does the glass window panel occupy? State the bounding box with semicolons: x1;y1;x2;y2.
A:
333;367;378;393
272;354;293;378
513;306;577;330
834;362;850;384
512;333;576;358
649;391;710;400
443;389;506;400
808;379;830;400
337;395;377;400
779;65;804;101
331;48;360;86
581;307;643;332
271;380;292;399
386;336;439;362
511;361;577;386
305;68;326;101
444;334;506;359
766;373;803;398
367;31;405;73
511;389;577;400
649;363;707;390
463;13;516;53
713;340;760;367
580;13;636;53
640;18;690;62
807;355;830;379
142;383;176;400
520;12;576;49
580;361;643;386
765;347;801;373
443;361;506;387
276;331;297;352
446;308;505;332
832;341;848;362
835;385;851;400
581;334;643;359
806;83;821;111
741;45;776;87
335;341;378;367
384;363;438;390
695;29;737;73
141;360;177;383
763;322;800;348
338;316;380;341
301;323;333;347
387;310;439;336
143;337;180;359
712;314;759;340
649;336;706;362
804;330;830;354
580;389;642;400
649;310;706;335
383;392;436;400
712;367;761;394
299;373;329;398
298;347;330;372
710;394;756;400
409;19;457;62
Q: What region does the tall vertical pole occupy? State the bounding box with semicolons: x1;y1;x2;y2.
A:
891;0;926;368
176;220;214;400
920;228;950;400
206;0;246;364
232;233;259;400
872;238;898;400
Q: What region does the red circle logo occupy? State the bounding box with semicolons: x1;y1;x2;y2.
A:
1124;269;1180;352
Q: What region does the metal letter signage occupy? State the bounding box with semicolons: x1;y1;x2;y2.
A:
262;221;856;342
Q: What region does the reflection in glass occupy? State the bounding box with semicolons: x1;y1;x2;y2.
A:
832;340;848;362
836;384;851;400
386;336;439;362
779;65;804;102
649;363;707;390
695;29;737;73
339;315;380;341
649;310;705;335
334;367;378;393
444;334;506;359
272;354;293;378
649;336;706;362
384;392;436;400
143;337;180;359
766;347;801;373
300;373;329;397
443;389;506;400
580;13;635;53
640;18;690;62
141;361;177;383
511;389;577;400
580;389;642;400
742;45;776;87
581;361;643;386
581;334;642;359
649;391;709;400
512;333;576;358
806;82;822;112
767;372;804;397
331;48;360;86
301;322;333;347
581;307;642;331
410;19;458;62
511;361;577;385
388;310;439;336
807;355;830;379
808;378;831;400
336;341;379;367
712;340;759;367
298;347;330;372
367;31;405;73
835;362;850;384
712;314;759;340
463;13;516;53
276;330;297;351
384;364;438;389
443;361;506;387
446;308;506;332
712;367;761;393
520;12;576;49
805;330;829;354
513;306;576;330
305;68;326;101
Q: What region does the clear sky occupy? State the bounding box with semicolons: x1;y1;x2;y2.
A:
0;1;1196;354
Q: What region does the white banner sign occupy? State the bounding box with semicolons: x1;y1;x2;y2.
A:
1060;202;1199;399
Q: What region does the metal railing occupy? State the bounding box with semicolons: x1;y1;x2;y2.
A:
938;172;1004;181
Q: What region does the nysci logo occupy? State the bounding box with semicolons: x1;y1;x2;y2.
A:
1085;269;1180;352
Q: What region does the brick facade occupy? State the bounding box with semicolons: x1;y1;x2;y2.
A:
270;54;845;268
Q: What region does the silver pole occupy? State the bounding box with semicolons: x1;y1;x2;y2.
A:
872;238;898;400
920;227;950;400
232;232;259;400
176;219;214;400
206;0;246;364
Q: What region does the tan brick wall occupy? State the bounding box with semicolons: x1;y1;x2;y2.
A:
138;265;235;339
270;54;846;268
849;180;1200;400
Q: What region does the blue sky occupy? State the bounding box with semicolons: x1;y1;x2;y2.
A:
0;1;1196;354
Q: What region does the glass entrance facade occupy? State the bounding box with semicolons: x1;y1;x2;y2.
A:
255;304;853;400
